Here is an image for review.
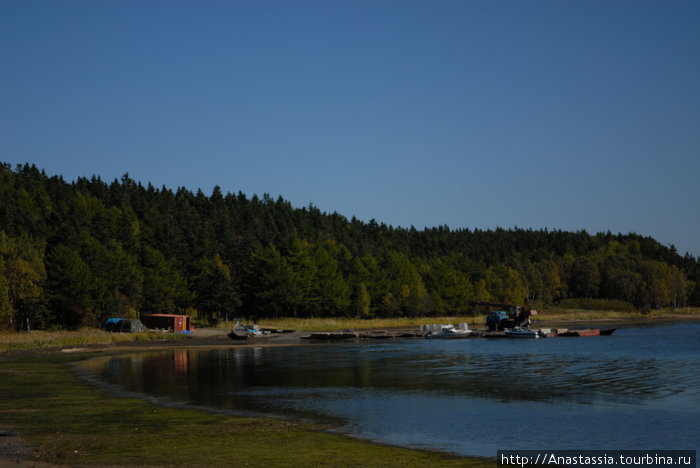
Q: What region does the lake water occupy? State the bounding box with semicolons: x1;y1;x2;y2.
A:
89;322;700;458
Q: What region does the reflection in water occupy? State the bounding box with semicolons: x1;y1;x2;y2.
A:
92;323;700;457
174;350;189;374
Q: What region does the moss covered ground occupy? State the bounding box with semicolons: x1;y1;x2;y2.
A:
0;352;492;467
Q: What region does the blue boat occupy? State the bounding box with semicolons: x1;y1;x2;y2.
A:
504;326;539;339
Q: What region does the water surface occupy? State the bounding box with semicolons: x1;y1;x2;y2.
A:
91;322;700;457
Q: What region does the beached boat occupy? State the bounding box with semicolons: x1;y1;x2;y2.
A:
504;326;539;338
228;321;250;340
425;323;472;339
426;328;472;339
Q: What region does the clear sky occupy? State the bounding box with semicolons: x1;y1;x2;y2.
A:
2;0;699;257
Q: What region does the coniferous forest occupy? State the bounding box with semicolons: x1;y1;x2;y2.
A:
1;163;698;331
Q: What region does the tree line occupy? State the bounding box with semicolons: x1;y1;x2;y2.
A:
1;163;698;330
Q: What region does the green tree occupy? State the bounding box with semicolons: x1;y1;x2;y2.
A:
423;259;473;314
78;235;144;320
195;254;240;323
100;240;144;317
638;260;671;312
310;241;351;316
669;265;693;310
2;162;700;328
598;241;640;304
0;273;11;329
352;282;371;318
381;251;428;317
0;232;12;328
1;234;46;330
247;239;318;318
246;243;285;317
570;257;601;298
518;258;542;303
537;259;563;308
356;254;388;316
472;278;491;303
141;246;193;314
485;264;527;304
283;239;318;316
46;245;95;328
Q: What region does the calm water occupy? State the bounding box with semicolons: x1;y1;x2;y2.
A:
89;322;700;457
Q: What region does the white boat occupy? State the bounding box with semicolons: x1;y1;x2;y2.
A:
425;323;472;339
504;326;539;339
228;321;250;340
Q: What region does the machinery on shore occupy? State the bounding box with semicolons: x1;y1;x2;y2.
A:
469;301;538;331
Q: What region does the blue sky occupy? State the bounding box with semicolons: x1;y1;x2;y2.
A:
2;0;699;257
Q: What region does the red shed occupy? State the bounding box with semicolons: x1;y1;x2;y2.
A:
141;314;193;332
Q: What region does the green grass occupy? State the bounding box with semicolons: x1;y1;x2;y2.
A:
221;308;700;332
536;306;700;323
218;316;481;332
555;298;636;313
0;353;492;467
645;306;700;317
0;328;193;354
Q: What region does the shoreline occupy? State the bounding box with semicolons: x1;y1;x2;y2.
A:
2;315;698;467
0;349;486;468
3;313;699;359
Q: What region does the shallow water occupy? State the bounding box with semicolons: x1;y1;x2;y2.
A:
93;322;700;457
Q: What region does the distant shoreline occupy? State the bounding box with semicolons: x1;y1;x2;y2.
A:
3;312;699;359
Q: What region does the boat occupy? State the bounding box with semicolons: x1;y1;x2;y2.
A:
228;321;250;340
425;323;472;339
504;326;539;339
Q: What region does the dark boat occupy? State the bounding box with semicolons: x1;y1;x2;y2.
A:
504;326;539;339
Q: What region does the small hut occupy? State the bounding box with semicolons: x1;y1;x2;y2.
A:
140;314;193;332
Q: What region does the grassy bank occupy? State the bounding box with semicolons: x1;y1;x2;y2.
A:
0;328;193;354
2;307;699;354
534;306;700;323
0;353;490;467
236;316;478;332
237;307;700;332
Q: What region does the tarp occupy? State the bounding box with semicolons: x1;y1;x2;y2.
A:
105;318;145;333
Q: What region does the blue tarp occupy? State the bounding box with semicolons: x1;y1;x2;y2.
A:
105;318;145;333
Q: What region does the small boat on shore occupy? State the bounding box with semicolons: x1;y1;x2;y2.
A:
425;323;472;339
228;321;251;340
504;327;539;339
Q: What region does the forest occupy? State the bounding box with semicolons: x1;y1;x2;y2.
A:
1;162;698;331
